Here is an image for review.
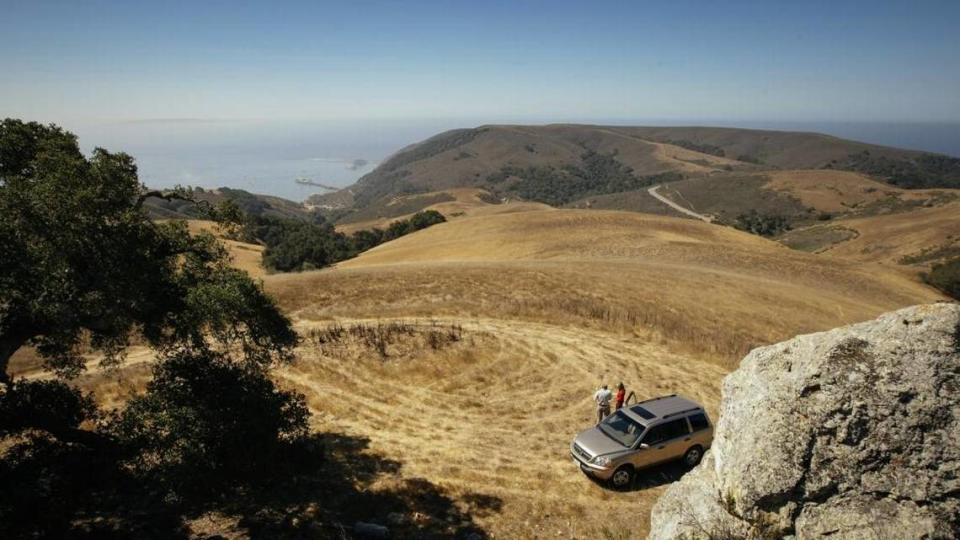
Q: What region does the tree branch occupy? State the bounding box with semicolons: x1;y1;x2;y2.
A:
135;190;213;215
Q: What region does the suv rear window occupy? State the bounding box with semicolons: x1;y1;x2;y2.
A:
642;419;689;445
688;412;710;431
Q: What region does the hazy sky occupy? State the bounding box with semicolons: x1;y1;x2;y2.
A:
2;0;959;124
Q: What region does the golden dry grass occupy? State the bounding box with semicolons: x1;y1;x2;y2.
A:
260;207;942;537
271;209;940;361
16;205;948;539
815;200;960;267
281;317;727;538
334;188;543;234
764;169;950;214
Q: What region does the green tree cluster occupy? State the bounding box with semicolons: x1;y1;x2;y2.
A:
486;151;681;206
0;119;310;536
827;150;960;189
732;210;792;237
244;209;446;272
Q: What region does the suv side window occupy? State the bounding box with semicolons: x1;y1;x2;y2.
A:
688;412;710;432
642;419;689;445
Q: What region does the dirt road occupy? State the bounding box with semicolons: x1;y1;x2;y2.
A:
648;184;713;222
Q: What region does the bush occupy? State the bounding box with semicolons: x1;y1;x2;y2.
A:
108;350;310;496
0;380;96;436
249;210;446;272
926;257;960;299
488;151;682;206
733;210;791;237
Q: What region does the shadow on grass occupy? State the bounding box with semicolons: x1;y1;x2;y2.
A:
0;431;500;539
584;460;691;492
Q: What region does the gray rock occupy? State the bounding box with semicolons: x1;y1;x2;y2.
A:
649;303;960;540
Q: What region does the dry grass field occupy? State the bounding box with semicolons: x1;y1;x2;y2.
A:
766;171;960;267
808;200;960;267
13;203;948;539
255;207;943;538
335;188;524;234
281;317;727;538
764;170;931;213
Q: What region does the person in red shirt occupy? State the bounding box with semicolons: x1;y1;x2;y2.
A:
615;382;626;410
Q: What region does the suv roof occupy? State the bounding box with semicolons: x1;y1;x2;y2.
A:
621;394;702;425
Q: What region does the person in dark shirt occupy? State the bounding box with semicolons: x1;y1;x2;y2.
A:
615;382;626;410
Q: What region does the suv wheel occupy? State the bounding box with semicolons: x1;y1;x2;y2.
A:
610;465;634;489
683;446;703;467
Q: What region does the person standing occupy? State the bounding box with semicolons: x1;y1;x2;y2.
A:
594;384;613;424
615;382;626;410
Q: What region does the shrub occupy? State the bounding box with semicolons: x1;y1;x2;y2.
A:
926;257;960;299
0;380;96;436
733;210;791;237
108;350;310;496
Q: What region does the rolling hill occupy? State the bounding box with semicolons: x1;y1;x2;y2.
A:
311;124;960;224
256;205;944;537
18;125;959;539
17;197;950;538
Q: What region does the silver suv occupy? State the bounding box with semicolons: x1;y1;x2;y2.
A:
570;394;713;488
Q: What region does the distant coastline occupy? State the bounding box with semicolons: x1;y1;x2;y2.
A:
72;120;960;201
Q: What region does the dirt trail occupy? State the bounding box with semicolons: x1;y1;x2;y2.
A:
648;184;713;222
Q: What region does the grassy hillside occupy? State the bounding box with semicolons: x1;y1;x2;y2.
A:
256;206;941;538
313;124;960;224
270;208;940;363
19;203;945;538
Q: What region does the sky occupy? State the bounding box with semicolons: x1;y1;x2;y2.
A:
2;0;959;125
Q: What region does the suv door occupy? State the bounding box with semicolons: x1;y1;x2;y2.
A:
686;411;713;448
633;418;691;467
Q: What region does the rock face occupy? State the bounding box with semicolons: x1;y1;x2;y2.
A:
649;304;960;539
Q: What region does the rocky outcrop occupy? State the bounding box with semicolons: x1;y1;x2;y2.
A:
649;303;960;539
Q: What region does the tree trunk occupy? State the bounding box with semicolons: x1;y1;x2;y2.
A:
0;333;30;387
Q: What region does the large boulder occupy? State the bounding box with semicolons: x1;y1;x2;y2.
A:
649;303;960;539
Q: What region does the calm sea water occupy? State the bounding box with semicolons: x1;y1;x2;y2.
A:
73;119;960;202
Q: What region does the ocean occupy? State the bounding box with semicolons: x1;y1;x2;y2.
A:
72;119;960;203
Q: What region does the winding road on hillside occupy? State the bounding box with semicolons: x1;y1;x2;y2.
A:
648;184;713;222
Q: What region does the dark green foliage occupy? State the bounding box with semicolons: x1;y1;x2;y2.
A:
828;150;960;189
108;349;310;496
246;210;446;272
736;154;763;164
925;257;960;300
0;350;317;538
487;151;682;206
662;139;726;157
408;209;446;231
252;216;354;272
0;120;321;538
733;210;791;237
0;380;96;436
0;119;297;383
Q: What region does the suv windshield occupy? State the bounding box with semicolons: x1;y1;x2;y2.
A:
598;410;645;447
